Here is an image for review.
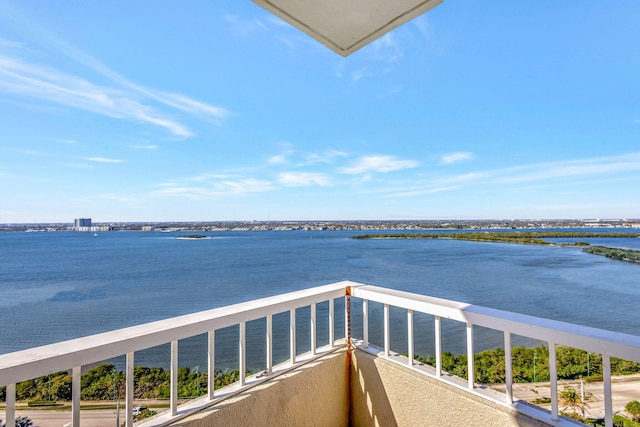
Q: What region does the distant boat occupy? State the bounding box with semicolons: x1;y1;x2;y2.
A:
93;233;98;237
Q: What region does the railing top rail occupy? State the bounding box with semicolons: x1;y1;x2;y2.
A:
0;281;358;385
351;285;640;362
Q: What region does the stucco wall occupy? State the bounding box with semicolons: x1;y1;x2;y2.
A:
170;349;349;427
172;347;559;427
350;349;552;427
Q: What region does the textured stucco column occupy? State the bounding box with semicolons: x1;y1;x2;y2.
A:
350;349;553;427
171;349;349;427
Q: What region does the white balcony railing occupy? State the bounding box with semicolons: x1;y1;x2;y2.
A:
2;281;640;427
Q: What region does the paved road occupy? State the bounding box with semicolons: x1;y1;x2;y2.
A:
493;376;640;419
3;379;640;425
0;408;124;427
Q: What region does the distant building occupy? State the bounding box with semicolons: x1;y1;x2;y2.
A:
74;218;92;229
73;218;112;232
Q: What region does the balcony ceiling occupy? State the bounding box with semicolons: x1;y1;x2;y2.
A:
252;0;443;57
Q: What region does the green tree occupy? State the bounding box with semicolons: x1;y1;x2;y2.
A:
626;400;640;422
559;386;589;419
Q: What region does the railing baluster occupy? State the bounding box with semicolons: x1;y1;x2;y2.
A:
549;342;558;421
311;302;317;355
504;331;513;404
72;366;81;427
208;330;215;400
290;308;296;364
126;352;134;427
384;303;390;357
604;355;613;427
329;299;335;347
345;295;349;342
239;321;246;386
435;316;442;377
407;309;414;367
466;323;474;389
6;383;15;427
363;299;369;348
170;341;178;416
266;314;273;374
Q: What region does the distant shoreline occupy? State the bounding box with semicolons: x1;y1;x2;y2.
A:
352;231;640;264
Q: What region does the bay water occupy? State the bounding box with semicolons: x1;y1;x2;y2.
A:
1;229;639;373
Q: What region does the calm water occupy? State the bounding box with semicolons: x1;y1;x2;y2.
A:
1;229;639;372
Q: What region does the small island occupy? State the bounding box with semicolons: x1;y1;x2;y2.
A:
352;231;640;264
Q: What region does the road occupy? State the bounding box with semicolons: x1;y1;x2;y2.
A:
492;375;640;419
3;378;640;425
0;408;123;427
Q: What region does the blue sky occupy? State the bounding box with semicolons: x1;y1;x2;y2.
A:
0;1;639;222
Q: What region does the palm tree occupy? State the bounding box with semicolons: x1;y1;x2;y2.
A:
559;386;589;419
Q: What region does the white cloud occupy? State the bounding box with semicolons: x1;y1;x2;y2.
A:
0;55;194;137
85;157;124;163
153;178;274;199
339;155;419;174
278;172;331;187
0;29;229;137
304;149;348;165
439;152;474;165
268;154;287;165
129;144;157;151
389;185;460;198
496;153;640;184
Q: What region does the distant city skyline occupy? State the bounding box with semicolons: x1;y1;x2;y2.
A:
1;1;639;222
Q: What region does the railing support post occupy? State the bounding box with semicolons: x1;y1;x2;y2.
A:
290;308;296;364
604;355;613;427
435;316;442;377
407;309;414;366
208;330;215;400
466;323;474;389
170;341;178;416
311;302;317;355
126;352;134;427
6;383;15;427
345;295;350;343
72;366;81;427
384;304;390;357
549;342;558;421
239;322;246;386
266;314;273;374
329;299;335;347
363;299;369;348
504;331;513;404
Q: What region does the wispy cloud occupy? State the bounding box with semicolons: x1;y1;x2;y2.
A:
439;152;474;165
339;155;419;174
20;149;43;156
0;54;195;137
268;154;288;165
85;157;124;163
495;153;640;184
154;178;274;199
129;144;157;151
304;149;348;165
0;13;229;138
386;153;640;198
278;172;331;187
389;185;460;198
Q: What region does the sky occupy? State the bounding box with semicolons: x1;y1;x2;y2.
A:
0;1;639;223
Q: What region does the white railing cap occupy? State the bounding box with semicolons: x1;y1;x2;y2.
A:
351;285;640;362
0;281;359;385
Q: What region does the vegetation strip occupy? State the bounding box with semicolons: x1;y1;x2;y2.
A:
352;231;640;264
